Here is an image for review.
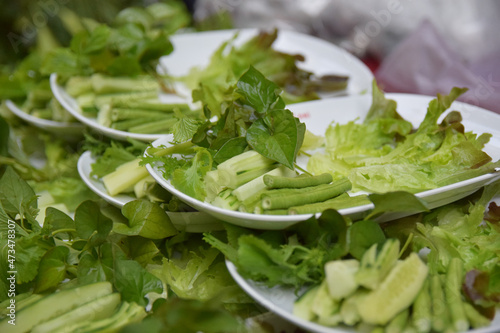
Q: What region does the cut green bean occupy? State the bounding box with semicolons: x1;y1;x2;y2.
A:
261;178;351;210
91;74;159;94
65;76;93;97
262;209;289;215
445;258;469;332
231;166;293;202
93;91;158;107
263;172;332;189
385;308;409;333
463;302;491;329
430;274;449;332
128;117;178;134
111;117;165;131
111;99;190;112
110;108;174;121
288;193;370;215
148;141;195;157
411;279;431;333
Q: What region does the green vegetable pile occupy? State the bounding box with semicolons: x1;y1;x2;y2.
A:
206;185;500;332
308;81;500;193
1;2;500;333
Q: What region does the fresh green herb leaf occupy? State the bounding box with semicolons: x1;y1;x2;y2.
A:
247;109;305;169
117;200;178;239
236;65;281;114
114;259;163;306
34;246;70;293
74;200;113;248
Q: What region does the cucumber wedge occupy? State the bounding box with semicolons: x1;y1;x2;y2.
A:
293;285;320;321
0;282;113;333
356;253;428;325
355;239;400;290
325;259;359;300
32;293;121;333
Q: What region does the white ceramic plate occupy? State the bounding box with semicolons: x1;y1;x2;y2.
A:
51;29;373;142
226;261;500;333
6;99;84;139
50;74;173;142
145;93;500;230
161;28;374;97
77;151;223;232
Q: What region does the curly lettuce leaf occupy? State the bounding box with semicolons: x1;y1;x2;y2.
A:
309;84;498;193
171;148;213;201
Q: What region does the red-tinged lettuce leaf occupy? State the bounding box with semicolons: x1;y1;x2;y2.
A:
463;269;500;315
485;201;500;227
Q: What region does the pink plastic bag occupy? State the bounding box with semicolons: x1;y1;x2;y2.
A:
375;20;500;114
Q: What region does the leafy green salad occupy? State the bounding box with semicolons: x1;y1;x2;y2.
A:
146;68;500;217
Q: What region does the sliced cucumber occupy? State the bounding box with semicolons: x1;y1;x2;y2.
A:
324;259;359;300
311;280;341;326
355;238;400;290
0;281;113;333
356;253;428;326
293;285;320;321
32;293;121;333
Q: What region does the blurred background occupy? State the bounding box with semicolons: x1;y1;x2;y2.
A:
2;0;499;112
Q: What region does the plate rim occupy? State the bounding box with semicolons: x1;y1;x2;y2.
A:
6;99;85;132
145;93;500;229
50;73;166;142
226;260;500;333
